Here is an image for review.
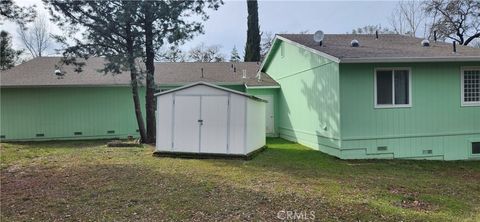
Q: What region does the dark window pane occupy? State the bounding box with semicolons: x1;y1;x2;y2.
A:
394;70;409;105
473;142;480;154
376;70;393;105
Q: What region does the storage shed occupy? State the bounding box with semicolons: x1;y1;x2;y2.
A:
155;82;266;158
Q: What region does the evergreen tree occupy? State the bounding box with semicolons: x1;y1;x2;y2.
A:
244;0;261;62
0;30;22;70
230;45;241;62
46;0;148;142
0;0;36;26
140;0;222;143
46;0;222;143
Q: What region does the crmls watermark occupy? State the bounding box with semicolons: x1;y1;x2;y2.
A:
276;210;315;221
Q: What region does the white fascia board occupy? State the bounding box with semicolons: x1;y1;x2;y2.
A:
255;35;341;79
244;84;280;89
154;81;268;103
275;35;342;63
255;35;281;77
340;56;480;63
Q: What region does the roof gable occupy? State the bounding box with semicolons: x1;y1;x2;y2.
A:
155;81;267;102
261;34;480;70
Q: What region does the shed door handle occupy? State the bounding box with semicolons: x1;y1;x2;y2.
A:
198;119;203;125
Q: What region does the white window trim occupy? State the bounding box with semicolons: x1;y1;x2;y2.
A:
374;67;412;109
460;66;480;107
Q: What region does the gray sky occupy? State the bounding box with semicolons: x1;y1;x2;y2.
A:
3;0;400;58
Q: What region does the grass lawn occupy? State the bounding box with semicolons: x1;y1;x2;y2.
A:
1;138;479;221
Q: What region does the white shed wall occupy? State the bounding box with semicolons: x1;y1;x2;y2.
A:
155;83;265;156
227;94;246;154
156;94;173;151
246;99;266;153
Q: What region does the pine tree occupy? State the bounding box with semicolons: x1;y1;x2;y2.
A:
140;0;222;143
230;45;241;62
46;1;148;142
244;0;261;62
0;0;36;26
0;30;22;70
46;0;222;143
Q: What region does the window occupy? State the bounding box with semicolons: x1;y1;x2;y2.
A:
473;142;480;155
461;67;480;106
375;68;411;108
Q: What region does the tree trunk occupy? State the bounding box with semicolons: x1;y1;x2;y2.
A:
244;0;261;62
144;2;156;144
126;18;147;142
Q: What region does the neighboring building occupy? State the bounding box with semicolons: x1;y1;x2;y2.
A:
260;33;480;160
0;57;279;141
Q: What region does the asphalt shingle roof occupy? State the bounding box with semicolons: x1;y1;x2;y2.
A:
0;57;278;87
277;34;480;61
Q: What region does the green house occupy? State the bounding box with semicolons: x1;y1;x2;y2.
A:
1;33;479;161
260;34;480;160
0;57;279;141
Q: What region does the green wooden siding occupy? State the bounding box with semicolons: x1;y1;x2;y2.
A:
1;87;144;141
263;40;341;156
263;37;479;160
339;62;480;160
0;84;253;141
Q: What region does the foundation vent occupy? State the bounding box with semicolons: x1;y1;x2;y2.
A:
422;149;433;155
0;135;5;139
377;146;388;151
107;130;115;134
74;132;82;136
36;133;45;137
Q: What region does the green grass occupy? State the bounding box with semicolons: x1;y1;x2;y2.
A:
1;138;479;221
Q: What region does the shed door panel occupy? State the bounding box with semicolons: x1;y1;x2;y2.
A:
200;96;229;154
173;96;200;152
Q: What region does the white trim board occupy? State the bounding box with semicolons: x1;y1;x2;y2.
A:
257;35;480;78
460;66;480;107
373;67;413;109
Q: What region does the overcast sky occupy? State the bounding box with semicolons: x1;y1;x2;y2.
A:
3;0;400;58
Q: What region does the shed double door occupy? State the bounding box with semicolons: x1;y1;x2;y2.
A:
173;95;229;153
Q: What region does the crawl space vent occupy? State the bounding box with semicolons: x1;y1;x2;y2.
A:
0;135;5;139
107;130;115;134
36;133;45;137
74;132;82;136
377;146;388;151
422;149;433;155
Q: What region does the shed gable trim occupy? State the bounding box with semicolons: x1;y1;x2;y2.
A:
154;81;267;102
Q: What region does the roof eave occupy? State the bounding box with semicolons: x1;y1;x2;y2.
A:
256;35;341;78
340;56;480;63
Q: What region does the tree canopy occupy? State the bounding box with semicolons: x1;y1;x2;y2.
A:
244;0;261;62
0;30;22;70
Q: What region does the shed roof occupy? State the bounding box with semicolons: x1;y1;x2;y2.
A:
0;57;279;87
155;81;267;102
276;34;480;63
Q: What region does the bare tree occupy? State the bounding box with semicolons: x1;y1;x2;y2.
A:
260;31;273;60
424;0;480;46
17;15;51;58
157;45;186;62
188;42;225;62
472;39;480;48
351;25;394;34
389;0;426;37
